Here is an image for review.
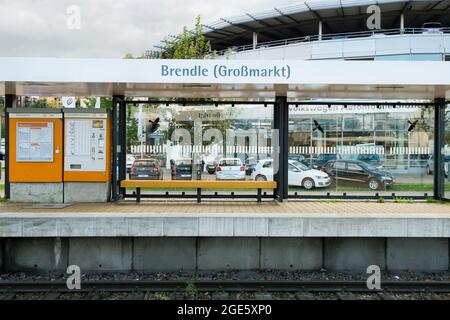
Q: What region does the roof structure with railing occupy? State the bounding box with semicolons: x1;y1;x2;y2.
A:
202;0;450;51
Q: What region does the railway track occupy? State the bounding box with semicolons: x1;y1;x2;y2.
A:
0;280;449;299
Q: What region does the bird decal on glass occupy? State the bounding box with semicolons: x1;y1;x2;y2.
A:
407;119;418;132
313;119;324;134
148;117;160;133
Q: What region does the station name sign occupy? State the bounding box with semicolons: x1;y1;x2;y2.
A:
161;64;291;80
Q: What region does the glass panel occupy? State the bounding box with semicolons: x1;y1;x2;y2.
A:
445;104;450;200
289;103;434;198
0;96;4;198
126;102;274;196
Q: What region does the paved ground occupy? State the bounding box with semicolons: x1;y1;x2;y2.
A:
1;200;449;218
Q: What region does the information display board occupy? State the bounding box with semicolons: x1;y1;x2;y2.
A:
64;114;107;172
8;110;63;183
16;122;54;162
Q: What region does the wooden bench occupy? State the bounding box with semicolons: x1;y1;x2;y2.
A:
120;180;277;203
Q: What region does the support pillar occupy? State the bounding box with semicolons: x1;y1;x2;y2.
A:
252;32;258;49
434;98;445;199
400;14;405;33
4;94;17;199
274;96;289;201
111;95;124;201
318;20;323;40
118;99;127;198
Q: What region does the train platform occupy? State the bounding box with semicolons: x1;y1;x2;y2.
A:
0;200;449;238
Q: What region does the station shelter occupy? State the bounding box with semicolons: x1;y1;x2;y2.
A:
1;58;450;202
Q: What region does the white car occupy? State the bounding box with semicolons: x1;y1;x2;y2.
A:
251;159;331;190
216;158;245;180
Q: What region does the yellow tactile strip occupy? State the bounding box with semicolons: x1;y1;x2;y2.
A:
1;200;450;216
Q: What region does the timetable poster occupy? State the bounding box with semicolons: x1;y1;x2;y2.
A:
16;122;54;162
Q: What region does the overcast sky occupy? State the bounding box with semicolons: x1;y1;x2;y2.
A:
0;0;296;58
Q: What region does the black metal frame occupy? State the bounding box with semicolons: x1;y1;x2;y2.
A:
113;99;278;202
287;100;442;201
124;100;276;106
289;192;430;200
124;189;273;203
111;95;124;201
4;94;16;199
274;96;288;201
112;98;447;202
434;98;445;199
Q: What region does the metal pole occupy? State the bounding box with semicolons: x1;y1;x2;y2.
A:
434;98;445;199
111;95;124;201
118;98;127;198
318;20;323;40
4;94;16;199
274;96;288;201
252;32;258;50
400;14;405;33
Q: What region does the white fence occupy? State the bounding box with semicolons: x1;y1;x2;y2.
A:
130;144;449;157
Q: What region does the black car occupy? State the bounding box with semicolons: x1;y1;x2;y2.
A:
206;157;222;174
171;159;193;180
323;160;395;190
129;159;162;180
244;157;258;176
312;154;339;169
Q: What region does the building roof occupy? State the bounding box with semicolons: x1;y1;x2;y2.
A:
203;0;450;50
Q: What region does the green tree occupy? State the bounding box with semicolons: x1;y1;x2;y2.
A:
127;106;139;151
161;16;214;59
85;97;113;110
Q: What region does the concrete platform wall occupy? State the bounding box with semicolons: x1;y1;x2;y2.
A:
1;237;448;273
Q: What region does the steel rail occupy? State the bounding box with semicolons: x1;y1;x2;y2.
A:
0;280;449;294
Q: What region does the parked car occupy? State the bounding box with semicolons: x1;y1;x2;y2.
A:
251;159;331;190
426;155;450;177
129;159;161;180
126;154;135;173
422;22;444;34
244;157;258;176
312;154;339;169
206;160;218;174
356;154;383;170
171;159;193;180
323;160;395;190
288;154;310;167
216;158;245;180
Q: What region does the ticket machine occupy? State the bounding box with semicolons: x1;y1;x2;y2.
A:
7;108;111;203
8;108;64;203
63;109;110;202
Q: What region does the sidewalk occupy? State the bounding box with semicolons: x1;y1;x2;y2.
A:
1;200;450;218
